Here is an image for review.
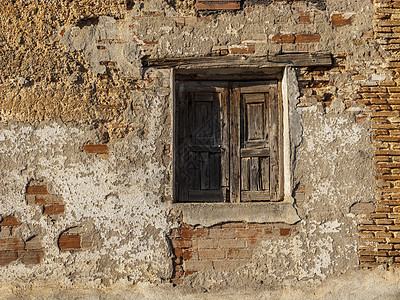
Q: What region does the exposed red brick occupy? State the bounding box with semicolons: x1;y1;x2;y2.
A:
59;234;81;250
19;250;44;265
27;185;48;195
226;249;252;259
43;204;65;215
0;251;18;266
198;249;225;259
271;34;295;44
331;13;354;27
197;1;240;10
295;34;321;43
280;228;291;236
182;228;208;239
0;238;24;251
235;228;263;238
83;144;109;154
0;216;21;227
171;238;192;249
229;44;256;54
184;270;198;277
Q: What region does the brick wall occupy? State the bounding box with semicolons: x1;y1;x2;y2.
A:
169;222;295;285
357;0;400;267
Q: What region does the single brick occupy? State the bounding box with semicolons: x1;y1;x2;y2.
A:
182;249;197;260
213;259;247;271
0;237;24;251
183;260;213;271
193;238;217;249
83;144;109;154
235;228;263;238
377;243;393;250
209;228;235;239
197;1;240;10
171;238;192;249
360;262;380;268
0;216;21;227
271;34;295;44
0;251;18;266
58;234;81;250
182;228;208;239
226;249;252;259
217;238;246;249
376;256;394;263
358;250;388;256
229;44;255;54
331;13;355;27
43;204;65;215
295;34;321;43
359;256;375;262
26;185;48;195
280;228;291;236
19;250;44;265
198;249;225;260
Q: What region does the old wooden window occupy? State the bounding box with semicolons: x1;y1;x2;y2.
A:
175;80;283;203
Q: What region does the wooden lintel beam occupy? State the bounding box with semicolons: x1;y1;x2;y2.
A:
144;53;332;69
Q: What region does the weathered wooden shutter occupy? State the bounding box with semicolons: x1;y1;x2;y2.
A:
231;82;282;202
176;81;229;202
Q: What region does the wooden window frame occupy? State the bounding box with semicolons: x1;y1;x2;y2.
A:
174;78;284;203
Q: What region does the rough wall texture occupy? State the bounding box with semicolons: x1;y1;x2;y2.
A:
0;0;397;298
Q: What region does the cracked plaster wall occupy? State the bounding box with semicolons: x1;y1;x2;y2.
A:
0;0;384;295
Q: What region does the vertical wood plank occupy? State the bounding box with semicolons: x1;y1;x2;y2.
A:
269;88;280;200
241;157;250;191
220;89;230;202
230;86;241;203
200;152;210;190
209;152;220;190
250;157;260;191
261;157;270;191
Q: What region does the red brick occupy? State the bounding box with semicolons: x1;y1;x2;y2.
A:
26;185;48;195
182;228;208;239
171;238;192;249
331;13;354;27
198;249;225;259
280;228;291;236
295;34;321;43
229;44;255;54
184;270;198;277
213;259;247;270
0;251;18;266
19;250;44;265
83;144;109;154
183;260;213;271
0;216;21;227
359;256;375;262
43;204;65;215
169;228;182;238
235;228;263;238
174;247;183;257
271;34;295;44
25;236;42;250
0;238;24;251
217;238;246;248
59;234;81;250
209;228;235;239
358;250;388;256
197;1;240;10
182;249;196;260
226;249;252;259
